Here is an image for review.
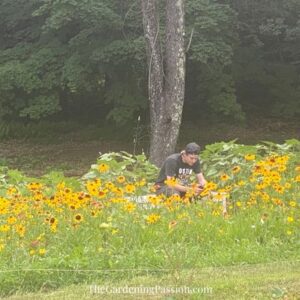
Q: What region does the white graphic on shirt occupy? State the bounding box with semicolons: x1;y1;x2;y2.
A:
178;168;193;185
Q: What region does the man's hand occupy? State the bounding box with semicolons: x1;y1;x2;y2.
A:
193;185;204;195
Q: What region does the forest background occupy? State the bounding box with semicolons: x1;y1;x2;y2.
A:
0;0;299;175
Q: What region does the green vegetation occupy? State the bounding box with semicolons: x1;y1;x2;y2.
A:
0;140;299;298
4;262;300;299
0;0;299;126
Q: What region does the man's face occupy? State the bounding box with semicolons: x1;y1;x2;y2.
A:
182;153;198;166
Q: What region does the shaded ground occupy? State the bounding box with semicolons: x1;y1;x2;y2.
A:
0;118;299;177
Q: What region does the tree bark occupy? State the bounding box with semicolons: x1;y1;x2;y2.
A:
141;0;186;167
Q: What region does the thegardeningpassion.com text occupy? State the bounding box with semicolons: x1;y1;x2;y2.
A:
90;285;213;295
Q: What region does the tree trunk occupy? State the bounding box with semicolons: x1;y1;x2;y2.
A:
141;0;186;167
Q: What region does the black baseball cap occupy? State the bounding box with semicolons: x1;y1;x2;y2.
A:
185;142;201;154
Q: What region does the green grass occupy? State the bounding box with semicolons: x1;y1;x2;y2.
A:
4;261;299;299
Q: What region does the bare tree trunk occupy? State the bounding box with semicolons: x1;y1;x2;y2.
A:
141;0;186;167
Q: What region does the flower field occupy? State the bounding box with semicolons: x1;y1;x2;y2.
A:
0;140;299;296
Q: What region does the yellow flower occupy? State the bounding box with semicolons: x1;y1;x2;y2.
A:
98;163;109;173
124;202;136;213
112;229;119;235
245;154;255;161
117;175;126;183
289;201;296;207
278;165;286;172
98;190;107;198
15;224;26;237
0;225;10;232
146;214;161;224
39;248;46;255
29;249;36;256
284;182;291;189
125;184;136;194
136;179;146;187
74;214;83;223
165;177;177;187
148;195;161;205
232;166;241;174
236;201;242;207
287;216;294;223
220;174;229;181
237;180;246;186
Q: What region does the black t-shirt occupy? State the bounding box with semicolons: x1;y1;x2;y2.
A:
156;153;201;186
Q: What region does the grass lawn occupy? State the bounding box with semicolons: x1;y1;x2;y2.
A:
4;261;299;299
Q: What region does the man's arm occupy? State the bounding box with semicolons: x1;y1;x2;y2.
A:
166;176;192;193
196;172;207;188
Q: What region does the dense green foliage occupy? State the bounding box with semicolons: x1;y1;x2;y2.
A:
0;0;299;125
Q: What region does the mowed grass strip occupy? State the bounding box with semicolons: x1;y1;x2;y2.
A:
4;261;299;300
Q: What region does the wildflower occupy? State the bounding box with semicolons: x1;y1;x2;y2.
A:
98;163;109;173
237;180;246;186
236;201;242;207
220;174;229;181
98;190;107;198
165;177;177;187
148;195;161;205
105;182;114;190
232;166;241;174
39;248;46;255
289;201;296;207
136;179;146;187
29;249;36;256
125;184;136;194
15;224;26;237
277;165;286;172
117;175;126;183
0;225;10;232
124;202;136;213
245;154;255;161
74;214;83;223
284;183;291;189
287;216;294;223
146;214;161;224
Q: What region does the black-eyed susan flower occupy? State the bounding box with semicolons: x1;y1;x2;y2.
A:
117;175;126;184
123;202;136;213
220;174;229;181
74;214;83;223
146;213;161;224
125;184;136;194
232;166;241;174
98;163;109;173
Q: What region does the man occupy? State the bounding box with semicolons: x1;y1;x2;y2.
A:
155;142;207;197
